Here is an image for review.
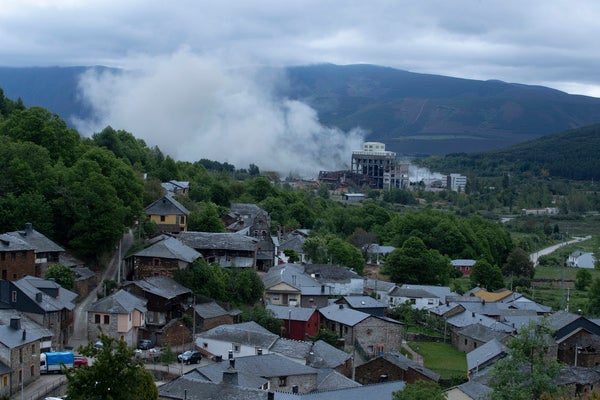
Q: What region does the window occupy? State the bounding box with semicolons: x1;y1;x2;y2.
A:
19;348;23;363
464;339;468;345
160;215;166;222
11;291;17;302
18;369;22;383
31;344;35;355
367;345;374;354
153;258;160;266
95;314;101;324
103;315;110;324
2;269;6;280
344;326;348;334
278;376;287;387
180;215;186;224
203;342;208;348
3;375;8;387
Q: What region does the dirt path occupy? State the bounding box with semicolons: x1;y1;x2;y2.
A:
401;340;424;366
69;230;134;350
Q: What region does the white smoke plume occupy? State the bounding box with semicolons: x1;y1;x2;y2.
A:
74;50;365;177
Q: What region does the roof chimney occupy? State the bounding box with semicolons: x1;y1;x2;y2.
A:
222;363;238;386
10;316;21;330
228;350;233;359
292;385;299;394
339;304;344;309
24;223;33;235
257;348;263;355
229;358;235;369
268;393;275;400
380;374;388;382
22;329;27;341
36;292;43;302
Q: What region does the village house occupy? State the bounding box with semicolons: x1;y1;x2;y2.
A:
451;259;476;276
86;289;147;348
445;380;493;400
355;351;440;385
266;304;320;340
0;317;44;397
0;233;36;281
304;264;364;296
178;231;259;269
549;311;600;367
567;251;597;269
334;296;387;317
195;321;279;359
466;338;507;377
161;180;190;196
278;229;310;264
224;203;275;271
122;276;191;329
262;264;331;308
190;301;241;333
125;234;202;280
6;223;65;277
144;194;190;234
0;276;77;350
452;323;512;353
319;304;403;362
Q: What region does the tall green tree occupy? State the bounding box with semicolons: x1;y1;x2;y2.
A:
488;321;562;400
586;278;600;316
383;236;451;285
392;380;446;400
470;259;505;290
66;334;158;400
45;264;75;290
503;247;535;279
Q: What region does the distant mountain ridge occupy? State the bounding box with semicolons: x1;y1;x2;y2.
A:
2;64;600;156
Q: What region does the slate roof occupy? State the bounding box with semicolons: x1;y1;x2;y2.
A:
446;310;515;333
125;276;191;300
363;279;396;293
316;369;361;391
0;320;47;348
389;287;436;299
195;353;318;381
73;267;95;281
161;180;190;193
399;284;456;301
186;362;269;388
456;323;511;343
502;315;542;331
268;338;313;361
195;301;231;319
466;338;507;372
273;380;406;400
380;351;440;382
196;321;279;349
133;236;202;262
449;380;493;400
144;194;189;215
319;304;370;326
365;244;395;255
279;233;307;253
262;264;331;296
267;305;317;322
341;296;386;309
14;276;77;312
304;264;362;282
507;297;552;313
179;231;258;252
87;289;147;314
0;310;53;339
0;360;11;375
451;259;477;267
547;310;581;331
307;340;352;368
158;376;270;400
553;365;600;386
6;224;64;254
0;233;34;252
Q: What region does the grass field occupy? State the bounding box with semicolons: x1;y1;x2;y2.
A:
407;341;467;380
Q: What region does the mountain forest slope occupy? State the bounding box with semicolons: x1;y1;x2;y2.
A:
3;64;600;156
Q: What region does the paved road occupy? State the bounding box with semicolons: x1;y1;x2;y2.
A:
69;230;134;351
529;235;592;266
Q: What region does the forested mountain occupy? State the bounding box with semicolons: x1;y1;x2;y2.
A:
3;64;600;156
421;123;600;181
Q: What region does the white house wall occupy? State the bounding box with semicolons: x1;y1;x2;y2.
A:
195;337;270;359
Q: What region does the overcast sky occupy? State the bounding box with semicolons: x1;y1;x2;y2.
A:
3;0;600;174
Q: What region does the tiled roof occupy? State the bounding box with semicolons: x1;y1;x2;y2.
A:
6;224;64;253
87;289;147;314
472;289;513;302
179;231;258;252
133;236;202;262
126;276;191;299
196;322;279;349
14;276;77;312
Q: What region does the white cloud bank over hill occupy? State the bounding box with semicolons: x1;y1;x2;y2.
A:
74;50;364;177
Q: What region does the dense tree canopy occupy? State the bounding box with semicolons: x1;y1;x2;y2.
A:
470;259;505;291
45;264;75;290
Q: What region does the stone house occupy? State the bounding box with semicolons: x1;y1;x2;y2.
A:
122;276;191;328
0;233;36;281
178;231;258;269
278;229;310;264
0;276;77;350
86;289;147;348
0;317;44;397
335;295;387;317
452;323;512;353
6;223;64;277
466;338;507;376
125;234;202;280
191;301;240;333
355;351;440;385
549;311;600;366
304;264;364;296
319;304;403;361
0;360;9;399
262;264;331;308
224;203;275;271
155;318;192;348
144;195;190;234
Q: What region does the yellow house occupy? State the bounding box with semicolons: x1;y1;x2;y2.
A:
144;195;190;233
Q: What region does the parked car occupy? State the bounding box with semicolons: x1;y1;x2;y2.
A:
94;340;103;349
74;355;88;367
137;339;153;350
177;350;202;364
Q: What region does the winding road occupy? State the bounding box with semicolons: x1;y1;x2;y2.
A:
529;235;592;266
